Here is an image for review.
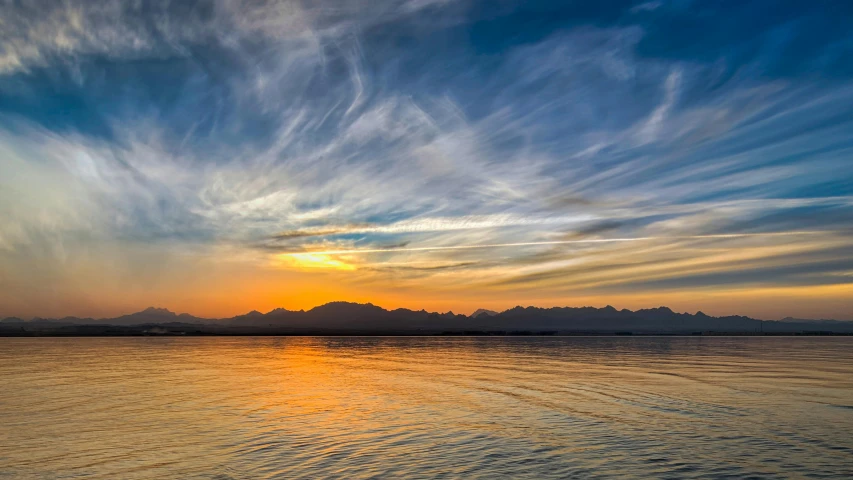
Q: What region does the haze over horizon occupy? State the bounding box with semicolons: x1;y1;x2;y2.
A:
2;1;853;321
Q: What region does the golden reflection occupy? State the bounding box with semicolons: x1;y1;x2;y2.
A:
5;337;853;477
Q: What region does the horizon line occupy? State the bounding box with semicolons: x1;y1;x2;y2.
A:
5;299;849;323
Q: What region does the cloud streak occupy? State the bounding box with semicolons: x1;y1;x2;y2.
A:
274;231;833;256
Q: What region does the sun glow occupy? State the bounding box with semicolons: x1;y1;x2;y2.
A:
274;253;356;271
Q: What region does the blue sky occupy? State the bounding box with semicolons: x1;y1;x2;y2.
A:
1;0;852;319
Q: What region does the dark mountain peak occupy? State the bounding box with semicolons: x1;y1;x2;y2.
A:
603;305;617;312
315;301;364;308
638;306;674;315
309;302;386;315
472;308;498;318
139;307;176;316
227;309;278;325
502;305;536;316
91;306;194;326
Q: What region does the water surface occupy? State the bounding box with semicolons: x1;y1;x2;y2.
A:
2;337;853;478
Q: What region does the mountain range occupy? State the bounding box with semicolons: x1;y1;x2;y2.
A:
2;302;852;336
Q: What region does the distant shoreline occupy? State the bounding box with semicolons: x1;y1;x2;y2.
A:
2;330;851;338
5;302;853;337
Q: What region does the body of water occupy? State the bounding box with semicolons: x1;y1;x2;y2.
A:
2;337;852;478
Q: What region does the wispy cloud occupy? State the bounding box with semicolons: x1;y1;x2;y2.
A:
273;231;833;256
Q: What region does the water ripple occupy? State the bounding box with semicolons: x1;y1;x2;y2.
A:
1;337;853;478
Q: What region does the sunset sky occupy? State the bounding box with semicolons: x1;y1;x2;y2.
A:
1;0;852;320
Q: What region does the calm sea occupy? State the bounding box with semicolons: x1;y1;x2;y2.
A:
1;337;852;479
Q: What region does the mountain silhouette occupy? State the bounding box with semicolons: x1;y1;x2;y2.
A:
2;302;852;336
87;307;206;326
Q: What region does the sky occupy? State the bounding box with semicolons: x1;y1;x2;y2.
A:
1;0;852;320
